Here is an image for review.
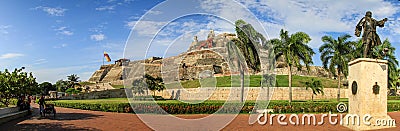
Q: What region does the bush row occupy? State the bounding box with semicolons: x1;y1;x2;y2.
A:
46;101;400;114
46;101;255;114
388;102;400;112
388;96;400;100
267;101;345;113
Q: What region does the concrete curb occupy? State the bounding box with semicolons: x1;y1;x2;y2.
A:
0;110;30;125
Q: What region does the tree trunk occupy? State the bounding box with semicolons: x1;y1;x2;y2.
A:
289;65;292;104
312;94;314;102
240;63;244;103
337;71;341;102
267;84;270;101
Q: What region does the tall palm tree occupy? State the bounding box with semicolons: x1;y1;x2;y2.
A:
351;39;399;92
67;74;80;89
272;29;315;104
371;39;399;91
389;68;400;94
319;34;354;102
234;19;264;72
350;39;364;60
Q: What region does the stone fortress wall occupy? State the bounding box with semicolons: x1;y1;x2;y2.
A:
63;87;347;101
82;29;344;101
88;31;335;86
154;87;347;101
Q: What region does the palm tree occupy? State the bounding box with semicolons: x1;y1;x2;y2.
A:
272;29;315;104
389;68;400;94
371;39;399;91
305;79;324;101
132;78;146;95
227;40;247;102
351;39;399;93
234;19;264;72
67;74;80;89
319;34;354;102
262;74;275;100
350;39;364;60
55;79;69;92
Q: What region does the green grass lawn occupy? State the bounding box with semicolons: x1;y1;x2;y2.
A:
79;81;95;86
53;98;229;104
48;98;400;114
164;75;341;88
388;100;400;103
54;98;129;104
111;85;125;89
52;98;348;104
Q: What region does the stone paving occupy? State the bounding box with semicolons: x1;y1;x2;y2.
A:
1;103;399;130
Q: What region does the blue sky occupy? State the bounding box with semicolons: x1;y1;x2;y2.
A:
0;0;399;83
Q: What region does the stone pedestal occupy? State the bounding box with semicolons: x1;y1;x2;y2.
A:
343;58;395;130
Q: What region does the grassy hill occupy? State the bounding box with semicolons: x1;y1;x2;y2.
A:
165;75;341;88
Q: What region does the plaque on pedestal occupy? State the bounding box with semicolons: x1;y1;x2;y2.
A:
343;58;395;130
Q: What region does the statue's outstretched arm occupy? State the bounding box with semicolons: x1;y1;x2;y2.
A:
377;18;388;27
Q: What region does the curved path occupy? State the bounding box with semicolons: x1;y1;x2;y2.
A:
1;103;399;130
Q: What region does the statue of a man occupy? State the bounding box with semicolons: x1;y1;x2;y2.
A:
355;11;387;58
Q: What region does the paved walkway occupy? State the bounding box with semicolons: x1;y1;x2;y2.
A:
1;103;399;130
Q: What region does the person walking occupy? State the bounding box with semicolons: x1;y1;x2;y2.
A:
38;95;45;117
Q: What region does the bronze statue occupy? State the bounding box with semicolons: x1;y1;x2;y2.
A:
355;11;388;58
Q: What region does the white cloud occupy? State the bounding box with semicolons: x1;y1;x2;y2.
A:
91;34;106;41
55;26;73;36
27;65;96;83
34;59;48;65
126;21;136;28
53;43;68;48
0;53;24;59
125;0;400;63
199;0;268;38
147;10;163;15
236;0;400;47
33;6;67;16
127;21;168;36
89;23;107;33
0;25;11;35
95;5;115;11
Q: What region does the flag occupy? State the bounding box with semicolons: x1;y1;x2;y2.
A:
104;51;111;62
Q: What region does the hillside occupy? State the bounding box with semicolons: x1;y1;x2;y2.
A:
165;75;341;89
86;31;338;91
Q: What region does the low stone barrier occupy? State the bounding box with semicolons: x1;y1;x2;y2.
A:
0;107;30;125
153;87;348;101
0;107;19;116
61;89;127;100
59;87;347;101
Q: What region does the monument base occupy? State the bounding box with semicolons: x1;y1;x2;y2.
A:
342;58;395;130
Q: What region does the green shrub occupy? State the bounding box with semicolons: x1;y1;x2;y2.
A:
388;96;400;100
46;100;400;114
